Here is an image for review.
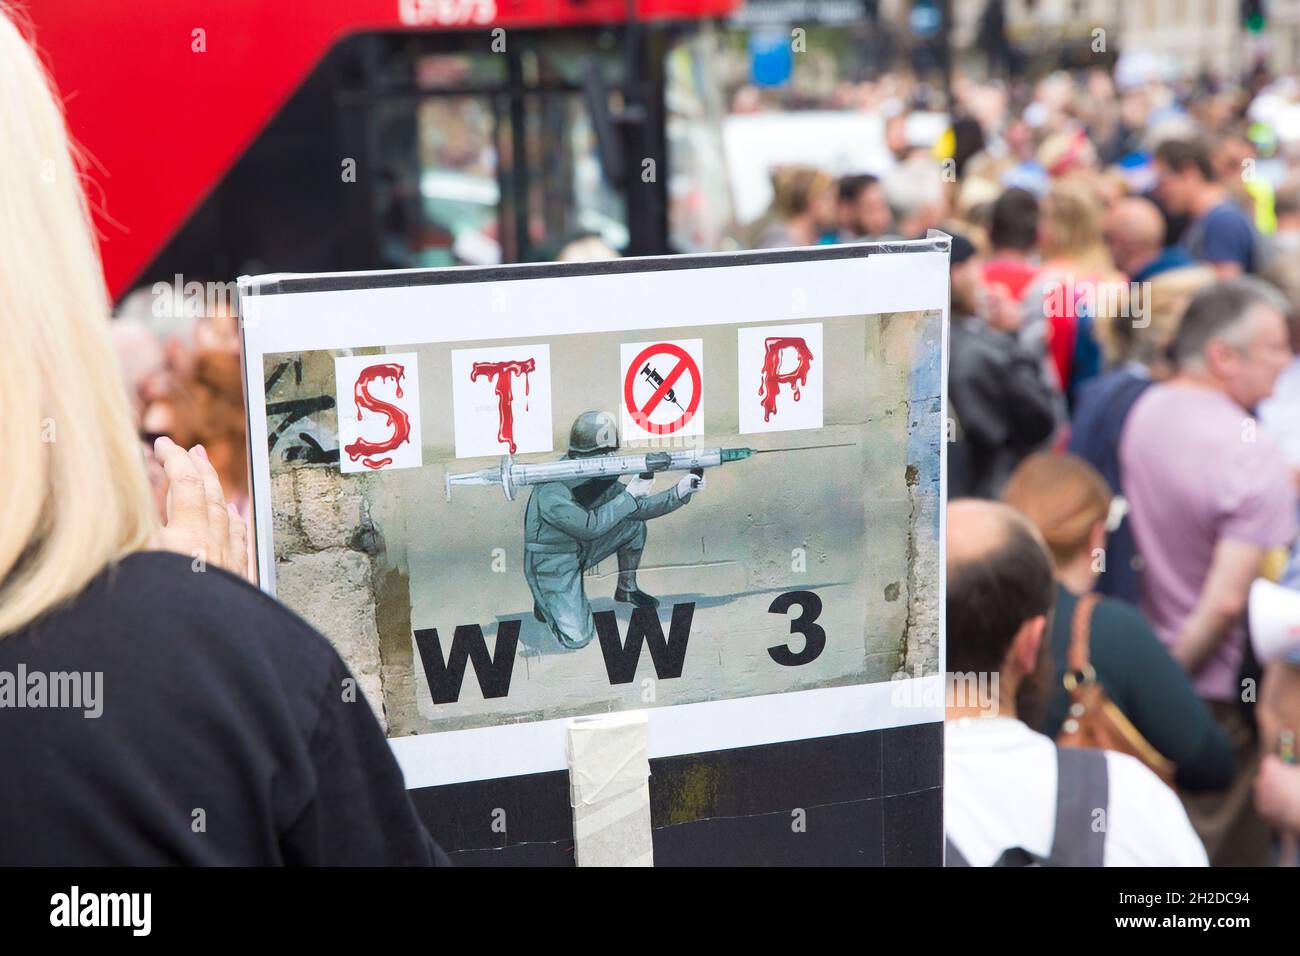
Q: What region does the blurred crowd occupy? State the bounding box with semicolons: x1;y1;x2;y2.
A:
742;64;1300;866
110;285;248;525
98;56;1300;867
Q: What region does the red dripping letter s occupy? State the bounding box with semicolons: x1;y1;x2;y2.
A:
343;363;411;470
758;337;813;422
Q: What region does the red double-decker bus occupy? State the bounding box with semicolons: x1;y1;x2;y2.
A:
24;0;741;300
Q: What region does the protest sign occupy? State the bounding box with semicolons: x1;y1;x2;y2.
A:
240;240;949;862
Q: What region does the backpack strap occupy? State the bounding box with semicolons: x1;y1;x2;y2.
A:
1051;746;1109;867
944;835;970;867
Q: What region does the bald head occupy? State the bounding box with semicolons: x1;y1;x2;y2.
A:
1104;197;1166;276
946;500;1055;676
948;499;1026;563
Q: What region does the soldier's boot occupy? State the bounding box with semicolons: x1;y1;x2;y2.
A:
614;568;658;609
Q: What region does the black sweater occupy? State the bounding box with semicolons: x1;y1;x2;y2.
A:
0;552;443;865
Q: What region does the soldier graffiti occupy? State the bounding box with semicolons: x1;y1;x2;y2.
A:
260;314;940;735
444;411;784;650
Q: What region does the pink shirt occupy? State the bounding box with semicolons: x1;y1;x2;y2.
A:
1119;383;1298;701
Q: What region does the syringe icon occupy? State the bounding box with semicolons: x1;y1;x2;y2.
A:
640;363;686;412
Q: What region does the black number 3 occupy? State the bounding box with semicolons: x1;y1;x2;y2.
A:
767;590;825;666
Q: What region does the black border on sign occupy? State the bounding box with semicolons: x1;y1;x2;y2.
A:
237;237;950;298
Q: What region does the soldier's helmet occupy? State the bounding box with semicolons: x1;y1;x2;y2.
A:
568;410;619;458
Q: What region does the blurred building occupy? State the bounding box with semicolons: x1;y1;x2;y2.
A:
941;0;1300;80
1116;0;1242;76
936;0;1120;75
1263;0;1300;74
1115;0;1300;77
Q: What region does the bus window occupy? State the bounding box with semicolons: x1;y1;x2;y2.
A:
129;29;659;288
665;26;739;252
521;93;628;257
373;94;503;268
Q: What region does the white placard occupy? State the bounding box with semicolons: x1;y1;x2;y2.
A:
240;240;951;787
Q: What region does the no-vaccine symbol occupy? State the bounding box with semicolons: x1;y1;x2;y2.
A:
335;352;424;473
621;339;704;439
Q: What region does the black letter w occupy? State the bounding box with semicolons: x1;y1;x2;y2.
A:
594;602;695;685
413;621;519;704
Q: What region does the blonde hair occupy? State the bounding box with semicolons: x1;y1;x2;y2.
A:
0;7;157;636
1041;180;1105;261
1002;453;1112;567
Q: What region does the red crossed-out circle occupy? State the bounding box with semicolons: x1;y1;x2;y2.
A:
623;342;702;435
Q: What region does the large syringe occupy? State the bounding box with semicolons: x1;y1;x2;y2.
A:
444;447;755;501
444;441;853;500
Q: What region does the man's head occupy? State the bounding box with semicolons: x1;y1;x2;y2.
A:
1172;278;1293;409
115;284;198;379
568;411;619;458
770;165;837;231
1004;117;1034;161
837;174;893;238
988;187;1039;255
1212;130;1255;183
1103;196;1166;277
946;500;1056;723
1153;139;1215;215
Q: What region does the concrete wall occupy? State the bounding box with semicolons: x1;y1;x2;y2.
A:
271;465;391;730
